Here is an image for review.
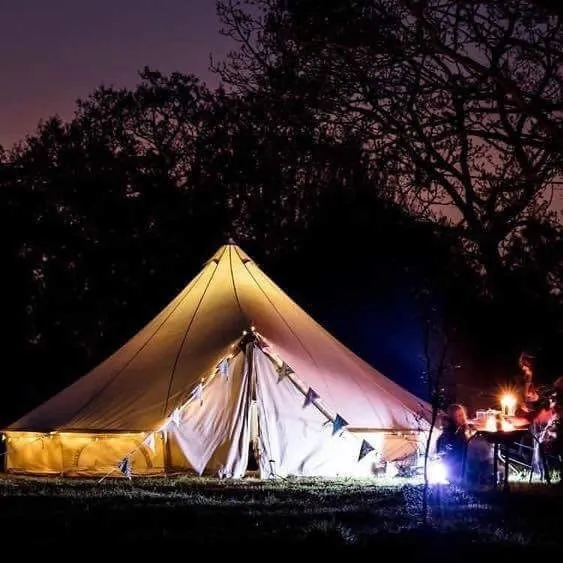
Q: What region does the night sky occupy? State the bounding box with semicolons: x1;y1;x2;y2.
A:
0;1;560;402
0;0;433;403
0;0;231;148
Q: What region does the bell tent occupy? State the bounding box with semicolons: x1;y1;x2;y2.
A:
3;243;432;478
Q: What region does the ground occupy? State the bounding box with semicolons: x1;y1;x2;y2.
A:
1;474;562;556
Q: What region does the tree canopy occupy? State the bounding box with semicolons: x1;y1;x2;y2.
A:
0;0;561;424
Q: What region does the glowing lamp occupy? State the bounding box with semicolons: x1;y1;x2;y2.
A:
500;393;517;416
427;458;449;485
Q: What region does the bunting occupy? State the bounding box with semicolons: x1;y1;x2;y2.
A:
193;382;203;405
358;439;375;461
157;417;170;433
218;358;229;379
303;387;320;407
332;414;349;435
143;432;156;453
118;456;132;479
277;362;293;383
171;408;182;426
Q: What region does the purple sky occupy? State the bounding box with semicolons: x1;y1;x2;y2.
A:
1;2;560;215
0;0;232;148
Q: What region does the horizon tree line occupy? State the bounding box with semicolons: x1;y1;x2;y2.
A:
0;0;561;424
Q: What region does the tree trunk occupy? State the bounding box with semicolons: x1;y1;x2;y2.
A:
422;403;439;524
478;237;506;298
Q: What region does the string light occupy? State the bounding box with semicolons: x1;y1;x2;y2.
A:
10;334;386;476
5;338;380;478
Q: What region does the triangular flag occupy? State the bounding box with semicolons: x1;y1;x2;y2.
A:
358;439;375;461
277;363;293;383
332;414;349;435
158;418;171;433
193;383;203;404
171;408;181;426
118;456;132;479
218;358;229;379
143;433;156;453
304;387;320;407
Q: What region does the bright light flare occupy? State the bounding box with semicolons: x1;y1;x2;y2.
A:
500;393;517;416
427;458;449;485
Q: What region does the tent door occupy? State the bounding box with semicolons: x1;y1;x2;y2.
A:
247;399;260;471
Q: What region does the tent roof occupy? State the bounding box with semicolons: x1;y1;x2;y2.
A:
8;243;431;433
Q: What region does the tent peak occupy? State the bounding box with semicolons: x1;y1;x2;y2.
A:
207;243;253;265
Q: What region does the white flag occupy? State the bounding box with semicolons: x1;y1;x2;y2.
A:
171;408;182;426
194;383;203;404
157;418;170;433
218;358;229;379
143;432;156;453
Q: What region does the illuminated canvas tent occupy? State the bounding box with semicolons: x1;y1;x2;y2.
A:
3;243;432;478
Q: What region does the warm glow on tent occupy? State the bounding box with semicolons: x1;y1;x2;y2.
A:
3;243;431;478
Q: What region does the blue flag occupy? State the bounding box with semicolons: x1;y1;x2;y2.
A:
332;414;349;435
358;439;375;461
277;363;293;382
304;387;320;407
118;456;132;479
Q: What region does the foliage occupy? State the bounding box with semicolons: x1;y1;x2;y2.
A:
217;0;563;294
0;1;561;424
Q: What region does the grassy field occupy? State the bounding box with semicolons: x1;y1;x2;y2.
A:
0;474;562;555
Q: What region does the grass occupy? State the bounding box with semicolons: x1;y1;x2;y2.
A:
1;474;562;555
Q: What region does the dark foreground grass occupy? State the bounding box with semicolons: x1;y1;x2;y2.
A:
1;475;562;556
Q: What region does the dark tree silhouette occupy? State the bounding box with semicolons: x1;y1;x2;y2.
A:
217;0;563;296
0;72;219;422
0;64;477;424
1;3;561;429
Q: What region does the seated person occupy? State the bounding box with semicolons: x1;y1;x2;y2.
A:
540;376;563;482
436;404;470;481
